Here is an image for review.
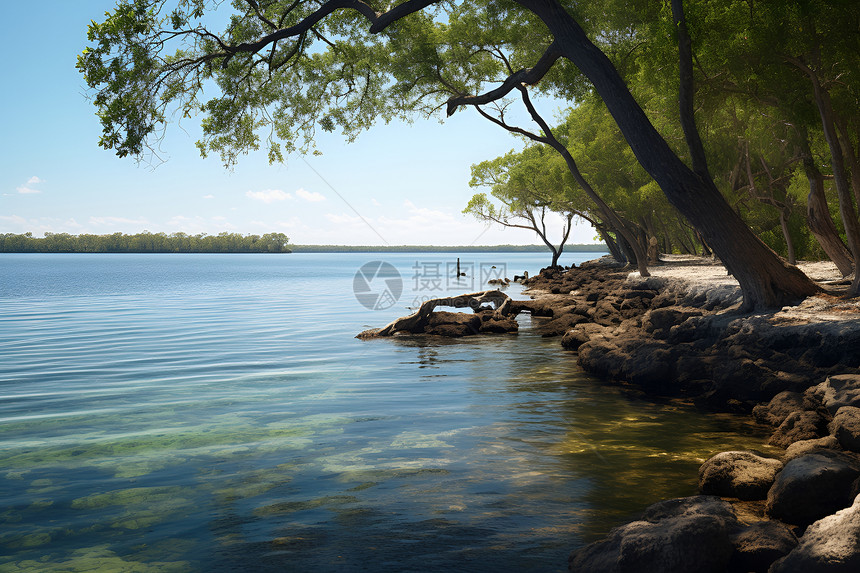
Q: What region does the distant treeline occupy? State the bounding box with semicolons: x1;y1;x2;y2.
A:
290;244;608;253
0;232;291;253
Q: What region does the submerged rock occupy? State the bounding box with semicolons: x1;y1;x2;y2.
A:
568;496;740;573
770;493;860;572
698;451;783;500
766;450;860;526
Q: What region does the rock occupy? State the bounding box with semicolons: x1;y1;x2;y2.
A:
831;406;860;452
753;391;806;427
728;521;797;573
568;496;740;573
766;450;860;527
642;307;703;339
768;411;829;448
477;314;519;334
783;435;840;461
806;374;860;415
538;313;589;337
424;311;481;337
698;451;783;501
626;275;668;291
561;323;608;351
770;493;860;572
624;345;676;394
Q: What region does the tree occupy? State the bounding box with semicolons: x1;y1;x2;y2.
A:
79;0;820;309
466;146;582;267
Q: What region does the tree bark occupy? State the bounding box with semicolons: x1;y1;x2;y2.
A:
360;290;512;337
518;0;818;310
800;140;854;276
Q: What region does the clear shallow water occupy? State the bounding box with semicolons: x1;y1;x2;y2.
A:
0;253;773;572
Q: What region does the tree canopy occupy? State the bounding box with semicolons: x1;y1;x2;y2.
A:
79;0;860;308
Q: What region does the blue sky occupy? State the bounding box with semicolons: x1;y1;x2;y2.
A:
0;1;597;246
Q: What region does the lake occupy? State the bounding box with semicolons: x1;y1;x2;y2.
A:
0;252;771;572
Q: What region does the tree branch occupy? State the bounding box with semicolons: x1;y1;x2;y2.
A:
222;0;441;66
445;42;562;117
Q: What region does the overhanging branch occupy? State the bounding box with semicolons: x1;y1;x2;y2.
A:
222;0;441;65
445;42;561;116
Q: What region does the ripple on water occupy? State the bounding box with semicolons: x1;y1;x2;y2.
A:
0;254;773;572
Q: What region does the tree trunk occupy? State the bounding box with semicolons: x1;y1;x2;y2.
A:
807;71;860;295
778;209;796;265
521;0;818;310
800;142;854;276
596;224;625;263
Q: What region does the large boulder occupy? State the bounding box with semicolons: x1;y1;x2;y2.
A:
830;406;860;453
728;521;797;573
698;451;783;500
783;435;841;461
752;391;806;427
568;496;740;573
806;374;860;415
768;411;829;448
766;450;860;527
770;493;860;572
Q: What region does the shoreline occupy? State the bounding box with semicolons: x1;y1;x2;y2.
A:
517;257;860;572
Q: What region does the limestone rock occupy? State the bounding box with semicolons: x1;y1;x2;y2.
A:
806;374;860;415
698;451;783;500
753;391;806;427
728;521;797;573
766;450;860;526
770;493;860;572
562;323;609;351
830;406;860;452
424;311;481;337
477;314;519;334
783;435;840;461
768;411;829;448
568;496;740;573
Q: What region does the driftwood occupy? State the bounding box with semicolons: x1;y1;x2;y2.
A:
358;290;515;338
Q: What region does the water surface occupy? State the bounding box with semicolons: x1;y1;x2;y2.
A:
0;253;772;572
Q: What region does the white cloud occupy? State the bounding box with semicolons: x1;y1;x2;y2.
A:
245;189;292;203
202;194;215;199
296;188;326;202
324;212;363;225
16;175;44;194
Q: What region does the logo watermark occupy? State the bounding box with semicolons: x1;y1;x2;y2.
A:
353;261;403;310
353;260;507;310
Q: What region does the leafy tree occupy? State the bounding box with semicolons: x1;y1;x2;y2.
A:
78;0;821;309
465;146;587;267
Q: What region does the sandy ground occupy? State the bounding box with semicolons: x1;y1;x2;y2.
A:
625;255;858;324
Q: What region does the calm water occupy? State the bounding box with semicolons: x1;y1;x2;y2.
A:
0;253;772;572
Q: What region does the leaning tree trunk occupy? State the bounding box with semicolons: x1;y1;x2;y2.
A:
800;143;854;276
595;223;625;263
523;0;818;310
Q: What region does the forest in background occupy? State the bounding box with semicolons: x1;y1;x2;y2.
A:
0;232;291;253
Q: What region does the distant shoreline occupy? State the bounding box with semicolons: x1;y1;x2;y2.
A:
289;244;608;253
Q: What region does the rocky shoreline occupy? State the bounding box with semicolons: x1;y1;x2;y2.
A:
517;257;860;572
359;256;860;571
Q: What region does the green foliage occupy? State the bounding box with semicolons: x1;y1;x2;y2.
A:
0;232;290;253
